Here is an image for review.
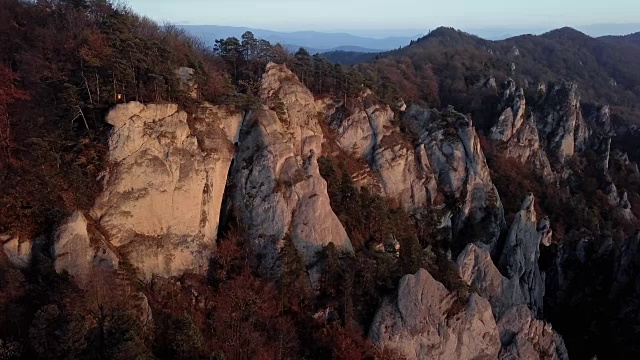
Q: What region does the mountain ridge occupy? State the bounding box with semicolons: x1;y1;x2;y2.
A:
181;24;418;52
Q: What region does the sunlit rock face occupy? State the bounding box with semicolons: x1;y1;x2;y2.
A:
369;269;501;360
230;63;353;273
457;243;568;360
52;211;118;286
91;101;242;279
330;94;435;210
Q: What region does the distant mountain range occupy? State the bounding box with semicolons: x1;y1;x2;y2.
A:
181;24;640;55
180;25;418;53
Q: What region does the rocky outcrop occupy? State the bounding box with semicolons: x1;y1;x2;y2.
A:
536;81;590;165
456;196;567;358
231;63;352;272
498;194;549;316
489;81;553;179
498;305;569;360
457;243;524;318
611;231;640;298
369;269;501;360
403;105;505;250
457;244;569;360
91;101;242;279
490;86;526;143
331;95;436;210
1;234;38;269
52;211;118;286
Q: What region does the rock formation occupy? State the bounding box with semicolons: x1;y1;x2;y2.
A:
52;211;118;286
231;63;353;272
536;81;590;165
457;243;524;319
403;105;505;250
330;93;436;210
490;84;526;143
1;234;36;269
611;230;640;298
498;305;569;360
456;243;568;359
91;101;242;279
369;269;501;360
489;80;553;179
498;194;549;316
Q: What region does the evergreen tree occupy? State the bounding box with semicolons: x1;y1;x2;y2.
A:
399;236;426;275
293;48;313;87
280;235;310;310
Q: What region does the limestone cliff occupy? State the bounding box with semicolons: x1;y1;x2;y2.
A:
489;80;553;179
457;244;568;360
330;93;436;210
403;105;505;250
89;101;242;279
230;63;353;272
536;81;590;165
498;194;550;316
369;269;501;360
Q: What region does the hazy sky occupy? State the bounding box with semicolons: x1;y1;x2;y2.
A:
125;0;640;33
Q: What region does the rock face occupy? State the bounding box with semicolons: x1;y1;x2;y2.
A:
536;81;590;165
611;231;640;298
498;194;549;316
91;101;242;279
457;243;524;319
490;85;527;143
498;305;569;360
231;63;352;271
331;95;435;210
52;211;118;286
489;81;553;179
369;269;501;360
403;105;505;250
457;244;568;360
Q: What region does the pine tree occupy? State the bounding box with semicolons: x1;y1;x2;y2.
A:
280;235;310;310
399;236;425;275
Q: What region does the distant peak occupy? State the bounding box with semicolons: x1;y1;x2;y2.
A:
425;27;471;39
412;27;483;47
542;27;589;39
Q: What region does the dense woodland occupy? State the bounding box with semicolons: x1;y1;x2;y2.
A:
327;27;640;131
3;0;640;359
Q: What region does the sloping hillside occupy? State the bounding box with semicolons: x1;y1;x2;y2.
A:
344;27;640;129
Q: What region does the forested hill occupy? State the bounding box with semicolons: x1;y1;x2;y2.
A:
329;26;640;126
600;31;640;46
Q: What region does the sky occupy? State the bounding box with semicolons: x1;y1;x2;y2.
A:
125;0;640;35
